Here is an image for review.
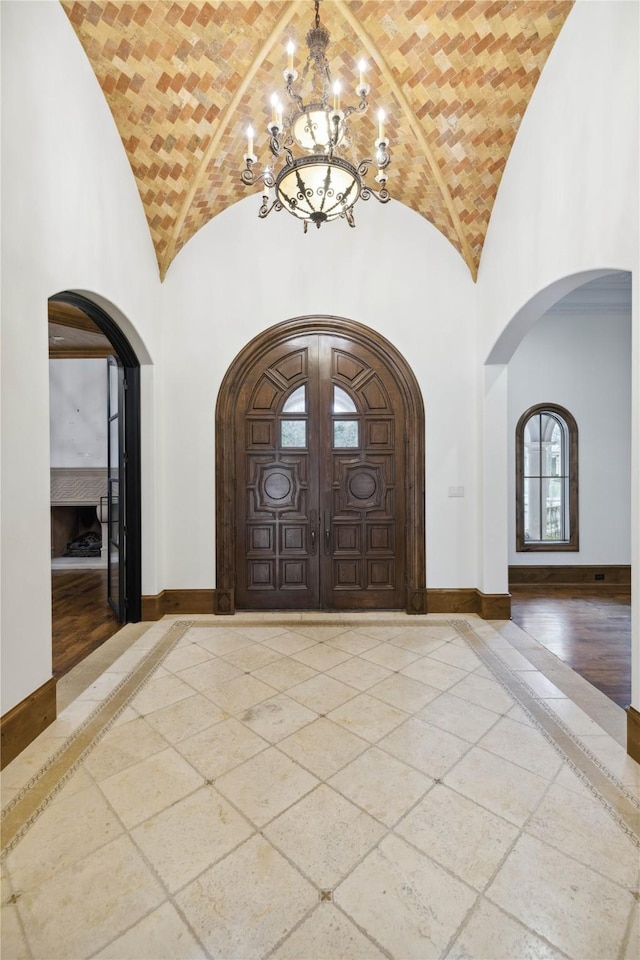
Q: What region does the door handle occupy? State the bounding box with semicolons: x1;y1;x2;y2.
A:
324;512;331;555
310;510;317;556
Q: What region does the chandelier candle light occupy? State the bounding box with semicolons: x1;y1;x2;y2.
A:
241;0;391;231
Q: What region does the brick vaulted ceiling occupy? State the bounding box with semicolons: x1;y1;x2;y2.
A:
62;1;573;281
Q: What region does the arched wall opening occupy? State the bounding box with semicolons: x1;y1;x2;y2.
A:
479;268;635;721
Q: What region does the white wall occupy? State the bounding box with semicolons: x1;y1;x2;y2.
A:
508;309;632;565
161;195;479;591
478;0;638;359
476;0;639;703
49;360;108;468
1;1;162;714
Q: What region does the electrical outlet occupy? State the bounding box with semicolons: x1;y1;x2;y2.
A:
448;486;464;497
595;573;605;581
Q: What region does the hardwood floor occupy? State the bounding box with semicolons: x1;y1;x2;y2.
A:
510;587;631;708
52;569;121;678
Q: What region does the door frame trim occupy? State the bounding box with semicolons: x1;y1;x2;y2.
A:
215;316;426;614
49;291;142;622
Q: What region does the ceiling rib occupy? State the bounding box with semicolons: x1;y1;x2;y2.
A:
334;0;477;281
161;2;299;281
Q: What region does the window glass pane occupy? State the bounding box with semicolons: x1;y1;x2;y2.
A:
282;386;306;413
543;435;562;477
281;420;306;447
109;418;119;476
333;386;357;413
523;477;540;541
523;439;539;477
542;477;563;539
334;420;359;447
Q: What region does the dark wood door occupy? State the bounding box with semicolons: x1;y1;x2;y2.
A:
235;333;405;610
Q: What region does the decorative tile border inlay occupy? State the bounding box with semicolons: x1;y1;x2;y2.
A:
451;619;640;847
0;620;193;858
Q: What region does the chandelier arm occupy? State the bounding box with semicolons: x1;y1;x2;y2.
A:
241;164;276;188
342;96;368;120
360;185;390;204
269;133;284;157
258;196;282;219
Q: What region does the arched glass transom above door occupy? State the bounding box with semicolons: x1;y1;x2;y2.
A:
215;318;425;614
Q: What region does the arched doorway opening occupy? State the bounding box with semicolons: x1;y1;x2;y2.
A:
482;270;633;709
216;316;425;614
49;291;142;679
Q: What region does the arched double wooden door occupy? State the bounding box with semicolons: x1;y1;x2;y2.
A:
216;318;425;614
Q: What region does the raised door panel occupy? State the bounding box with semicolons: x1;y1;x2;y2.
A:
236;339;319;609
321;338;405;609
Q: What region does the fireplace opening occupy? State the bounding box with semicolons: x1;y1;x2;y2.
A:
51;505;102;559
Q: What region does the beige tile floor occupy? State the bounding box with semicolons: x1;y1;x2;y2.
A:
2;613;639;960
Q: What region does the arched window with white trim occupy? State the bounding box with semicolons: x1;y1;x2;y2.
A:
516;404;578;551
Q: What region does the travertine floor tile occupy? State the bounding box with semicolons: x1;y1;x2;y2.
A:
396;784;519;889
526;782;640;888
623;903;640;960
176;717;267;780
335;834;477;959
205;674;279;714
130;673;196;714
360;642;421;670
251;657;318;691
131;785;253;892
486;833;635;959
427;641;482;672
417;691;500;742
328;746;431;826
190;627;254;656
0;898;29;960
324;630;382;655
176;835;316;958
447;673;517;714
177;657;243;692
327;691;408;742
260;631;317;654
272;904;386;958
215;747;318;827
278;717;368;778
325;655;393;691
83;716;167;781
235;625;290;643
447;898;567;959
142;692;225;743
444;746;549;826
379;717;469;779
368;672;441;712
16;834;164;960
238;693;317;742
95;901;207;958
3;614;637;960
291;624;350;641
286;673;357;713
401;655;468;690
264;784;385;887
220;643;283;673
477;715;563;780
5;783;123;891
161;642;215;673
98;746;203;829
291;643;352;671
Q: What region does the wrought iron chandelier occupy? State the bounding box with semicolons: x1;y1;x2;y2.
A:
241;0;391;231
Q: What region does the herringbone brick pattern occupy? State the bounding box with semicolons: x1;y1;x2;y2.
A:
61;0;572;279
